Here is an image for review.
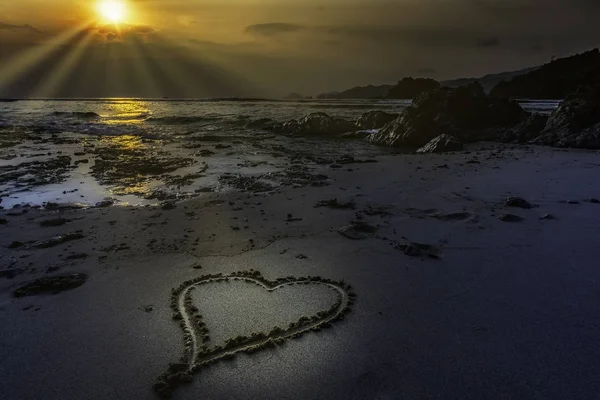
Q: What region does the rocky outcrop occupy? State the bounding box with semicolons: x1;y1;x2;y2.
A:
416;134;463;154
356;111;399;130
386;77;440;99
490;49;600;99
270;112;358;136
533;84;600;148
499;115;549;143
367;83;528;147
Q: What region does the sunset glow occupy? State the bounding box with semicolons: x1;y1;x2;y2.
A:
98;0;127;24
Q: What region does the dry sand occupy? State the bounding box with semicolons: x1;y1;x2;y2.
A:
1;143;600;399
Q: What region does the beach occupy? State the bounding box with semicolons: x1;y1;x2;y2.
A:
2;141;600;399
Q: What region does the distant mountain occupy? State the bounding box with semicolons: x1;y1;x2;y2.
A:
317;84;393;99
442;67;539;93
284;92;305;100
489;49;600;99
387;78;440;99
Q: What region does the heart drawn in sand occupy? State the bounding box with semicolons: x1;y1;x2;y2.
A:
154;270;355;398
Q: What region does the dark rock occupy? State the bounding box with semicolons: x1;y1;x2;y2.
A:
95;200;114;208
35;232;85;248
416;134;463;154
533;83;600;149
315;199;356;210
587;198;600;204
0;218;7;225
270;112;357;136
368;83;528;147
13;273;88;297
161;202;177;210
395;242;442;259
498;214;524;222
540;213;557;220
8;241;24;249
356;111;399;130
505;196;533;209
40;218;69;227
501;115;549;143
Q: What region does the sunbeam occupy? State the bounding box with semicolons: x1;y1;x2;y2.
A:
0;21;94;96
127;36;166;98
34;30;95;98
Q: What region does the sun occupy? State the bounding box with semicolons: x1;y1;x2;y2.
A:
97;0;127;24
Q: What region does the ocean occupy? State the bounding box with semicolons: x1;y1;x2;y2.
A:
0;98;559;208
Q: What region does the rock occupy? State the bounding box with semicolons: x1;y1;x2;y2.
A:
395;242;442;259
8;241;24;249
367;83;528;147
505;196;533;209
0;218;7;225
161;202;177;210
34;232;85;248
540;213;556;220
498;214;524;222
500;114;549;143
270;112;358;136
13;273;88;297
95;200;114;208
314;199;356;210
416;134;463;154
356;111;399;130
586;198;600;204
40;218;69;227
533;83;600;148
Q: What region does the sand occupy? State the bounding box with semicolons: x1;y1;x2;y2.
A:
1;143;600;399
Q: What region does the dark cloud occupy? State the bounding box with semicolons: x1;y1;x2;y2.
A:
0;21;45;35
245;23;305;36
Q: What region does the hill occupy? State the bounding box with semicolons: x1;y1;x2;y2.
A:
489;49;600;99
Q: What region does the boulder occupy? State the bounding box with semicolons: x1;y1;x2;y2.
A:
356;111;399;130
533;84;600;148
367;83;528;147
416;134;463;154
270;112;358;136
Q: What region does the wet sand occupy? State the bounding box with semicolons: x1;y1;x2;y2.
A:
1;143;600;399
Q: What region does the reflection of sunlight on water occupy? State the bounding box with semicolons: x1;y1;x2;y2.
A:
99;134;146;150
102;100;152;124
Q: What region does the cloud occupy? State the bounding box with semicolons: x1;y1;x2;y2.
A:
245;23;305;37
95;24;157;42
0;21;45;35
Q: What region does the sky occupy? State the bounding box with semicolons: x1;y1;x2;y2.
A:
0;0;598;98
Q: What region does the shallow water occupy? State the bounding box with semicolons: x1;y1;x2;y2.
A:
0;98;559;208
